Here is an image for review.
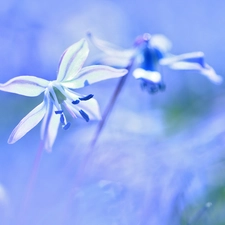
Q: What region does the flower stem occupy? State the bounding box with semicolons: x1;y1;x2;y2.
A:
18;140;45;225
61;61;134;222
90;72;129;148
186;202;212;225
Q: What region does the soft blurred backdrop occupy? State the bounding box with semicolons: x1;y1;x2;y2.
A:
1;0;225;224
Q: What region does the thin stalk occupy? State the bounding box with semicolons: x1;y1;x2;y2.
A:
90;70;130;148
18;140;45;225
74;65;133;185
61;61;134;223
186;202;212;225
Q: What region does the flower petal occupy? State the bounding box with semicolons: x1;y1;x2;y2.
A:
96;55;133;68
166;61;203;70
200;64;223;84
64;89;102;120
61;65;127;89
151;34;172;53
8;101;46;144
160;52;223;84
133;68;162;83
57;39;89;82
87;32;135;58
74;98;102;120
0;76;48;96
40;98;60;152
160;52;205;67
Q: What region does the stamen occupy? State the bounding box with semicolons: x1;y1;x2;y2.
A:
159;83;166;91
62;101;77;118
84;80;89;86
79;110;89;122
72;100;80;104
60;114;65;125
79;94;94;101
63;122;71;130
55;110;63;114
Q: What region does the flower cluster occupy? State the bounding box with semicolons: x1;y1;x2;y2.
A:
88;32;222;94
0;33;222;151
0;39;127;151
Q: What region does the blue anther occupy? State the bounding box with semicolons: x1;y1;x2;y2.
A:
79;110;89;122
84;80;89;87
72;99;80;104
60;114;65;125
79;94;94;101
63;122;71;130
55;110;63;114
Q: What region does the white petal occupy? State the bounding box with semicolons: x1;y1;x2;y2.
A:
57;39;89;82
87;32;135;58
160;52;205;66
167;61;203;70
201;64;223;84
133;68;162;83
64;89;101;120
8;101;46;144
151;34;172;53
41;99;60;152
61;65;127;89
76;98;101;120
97;55;132;68
163;61;223;84
0;76;48;96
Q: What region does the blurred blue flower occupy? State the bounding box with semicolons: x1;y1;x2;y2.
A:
0;39;127;151
88;33;222;94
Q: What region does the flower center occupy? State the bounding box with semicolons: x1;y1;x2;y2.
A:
52;86;67;104
47;81;94;129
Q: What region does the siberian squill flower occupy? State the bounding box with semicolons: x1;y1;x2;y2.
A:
0;39;127;151
88;33;222;94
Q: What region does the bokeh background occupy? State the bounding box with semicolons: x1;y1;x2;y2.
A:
1;0;225;224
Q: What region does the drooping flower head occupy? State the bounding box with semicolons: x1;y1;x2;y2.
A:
0;39;127;151
88;32;222;94
87;32;171;93
132;33;171;93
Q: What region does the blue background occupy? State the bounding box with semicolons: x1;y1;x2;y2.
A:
0;0;225;224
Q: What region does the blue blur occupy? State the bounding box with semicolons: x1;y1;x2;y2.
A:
0;0;225;224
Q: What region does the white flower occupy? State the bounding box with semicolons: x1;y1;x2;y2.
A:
0;39;127;151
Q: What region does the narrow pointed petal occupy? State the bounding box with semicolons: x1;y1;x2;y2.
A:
201;64;223;84
41;100;59;152
161;52;223;84
166;61;203;70
160;52;205;66
0;76;49;96
169;61;223;84
97;55;132;68
87;32;135;58
57;39;89;82
8;101;46;144
61;65;127;89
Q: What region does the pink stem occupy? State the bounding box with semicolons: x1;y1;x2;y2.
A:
61;62;134;222
18;140;45;225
